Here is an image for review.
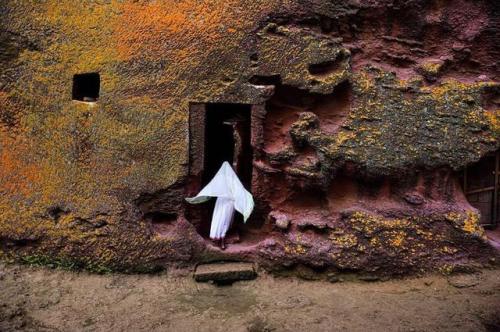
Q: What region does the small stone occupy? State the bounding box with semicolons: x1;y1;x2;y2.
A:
417;61;444;82
359;275;380;282
403;193;424;205
327;273;342;283
275;218;290;230
264;23;278;33
262;238;276;247
269;211;290;230
477;74;489;81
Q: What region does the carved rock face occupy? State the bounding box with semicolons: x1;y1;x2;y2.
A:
0;0;498;276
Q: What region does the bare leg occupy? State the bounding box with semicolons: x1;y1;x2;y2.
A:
220;238;226;250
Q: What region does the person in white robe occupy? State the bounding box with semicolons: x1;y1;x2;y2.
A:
186;161;254;249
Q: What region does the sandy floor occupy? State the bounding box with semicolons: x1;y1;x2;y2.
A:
1;263;499;332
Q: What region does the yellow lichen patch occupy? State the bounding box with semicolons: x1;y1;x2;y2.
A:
462;211;484;236
387;230;407;248
416;229;435;241
354;71;375;92
441;246;458;254
333;69;498;176
438;264;454;275
484;109;500;135
330;233;358;248
369;237;381;246
345;210;484;255
348;212;412;236
284;244;307;255
295;244;307;254
418;61;443;77
420;79;472;98
445;211;485;237
333;131;355;149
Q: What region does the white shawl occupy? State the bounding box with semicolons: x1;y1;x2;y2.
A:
185;161;254;222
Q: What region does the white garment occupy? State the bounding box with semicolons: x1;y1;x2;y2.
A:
186;162;254;239
210;197;235;239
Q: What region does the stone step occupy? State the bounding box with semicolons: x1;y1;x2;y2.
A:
194;262;256;283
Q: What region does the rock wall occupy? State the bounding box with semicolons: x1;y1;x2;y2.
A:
0;0;498;276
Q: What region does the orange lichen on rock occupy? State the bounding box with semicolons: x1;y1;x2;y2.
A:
485;109;500;135
0;131;41;197
113;0;280;61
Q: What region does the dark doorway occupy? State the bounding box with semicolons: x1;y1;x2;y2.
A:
187;103;254;239
462;150;499;228
72;73;100;102
203;103;253;188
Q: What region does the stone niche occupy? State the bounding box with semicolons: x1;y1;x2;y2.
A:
72;73;100;102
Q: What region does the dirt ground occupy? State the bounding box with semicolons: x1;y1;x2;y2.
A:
1;263;499;332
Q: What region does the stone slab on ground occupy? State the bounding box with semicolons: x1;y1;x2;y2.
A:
194;262;256;283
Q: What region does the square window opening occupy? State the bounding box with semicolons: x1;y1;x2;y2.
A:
72;73;100;102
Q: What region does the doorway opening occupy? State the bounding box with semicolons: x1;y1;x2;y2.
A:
461;150;499;229
461;150;500;249
187;103;255;243
203;103;253;188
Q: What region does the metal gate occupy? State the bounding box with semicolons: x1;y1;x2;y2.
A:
462;150;499;228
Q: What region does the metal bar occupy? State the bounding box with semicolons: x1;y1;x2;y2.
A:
493;151;499;227
465;186;495;195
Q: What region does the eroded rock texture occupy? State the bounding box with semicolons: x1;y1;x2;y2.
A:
0;0;498;276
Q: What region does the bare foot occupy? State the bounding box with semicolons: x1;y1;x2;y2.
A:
220;239;226;250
